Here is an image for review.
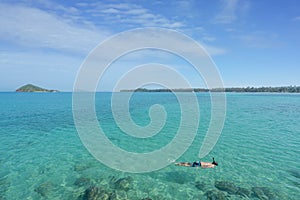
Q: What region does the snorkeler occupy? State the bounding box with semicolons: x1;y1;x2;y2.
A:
175;157;218;168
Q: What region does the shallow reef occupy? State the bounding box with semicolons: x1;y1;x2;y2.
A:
210;180;278;200
34;181;54;197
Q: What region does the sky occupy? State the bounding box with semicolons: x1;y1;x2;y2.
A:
0;0;300;91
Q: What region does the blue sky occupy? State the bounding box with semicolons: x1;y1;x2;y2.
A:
0;0;299;91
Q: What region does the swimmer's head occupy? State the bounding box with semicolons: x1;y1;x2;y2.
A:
212;157;218;166
212;161;218;166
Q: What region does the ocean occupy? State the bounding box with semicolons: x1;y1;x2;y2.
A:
0;92;299;199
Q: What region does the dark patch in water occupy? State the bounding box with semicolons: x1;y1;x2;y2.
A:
291;180;300;188
110;190;128;200
34;181;54;197
81;186;111;200
251;187;276;200
215;180;238;194
164;171;193;184
195;181;206;191
289;169;300;179
206;190;227;200
80;185;129;200
150;194;168;200
113;176;133;191
74;177;92;187
74;164;91;172
235;186;251;197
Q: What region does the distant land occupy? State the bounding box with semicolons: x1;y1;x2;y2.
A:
16;84;59;92
121;86;300;93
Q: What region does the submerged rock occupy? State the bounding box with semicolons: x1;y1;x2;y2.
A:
206;190;227;200
114;177;133;191
252;187;268;200
74;177;91;187
262;188;276;200
34;181;54;197
215;181;238;194
252;187;275;200
74;164;90;172
235;187;251;197
150;194;169;200
81;186;111;200
195;181;206;191
110;190;128;200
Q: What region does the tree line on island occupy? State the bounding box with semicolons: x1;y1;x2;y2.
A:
15;84;300;93
121;86;300;93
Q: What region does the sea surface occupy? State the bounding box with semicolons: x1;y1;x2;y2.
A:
0;92;299;199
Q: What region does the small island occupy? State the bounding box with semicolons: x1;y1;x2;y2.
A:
16;84;59;92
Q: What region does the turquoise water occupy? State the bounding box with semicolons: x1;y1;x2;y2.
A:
0;92;299;199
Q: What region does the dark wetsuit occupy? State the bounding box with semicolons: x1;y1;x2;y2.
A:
192;161;201;167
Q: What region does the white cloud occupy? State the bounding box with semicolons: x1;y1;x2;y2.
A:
214;0;239;23
102;8;120;14
195;27;205;32
0;3;109;54
0;2;226;58
125;8;148;15
78;28;226;74
213;0;249;24
83;2;185;29
238;31;280;48
293;16;300;21
226;28;236;32
203;36;216;42
0;1;228;91
0;1;223;55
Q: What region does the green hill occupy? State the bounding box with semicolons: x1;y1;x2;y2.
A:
16;84;58;92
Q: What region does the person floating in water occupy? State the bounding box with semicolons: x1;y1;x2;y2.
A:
175;157;218;168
